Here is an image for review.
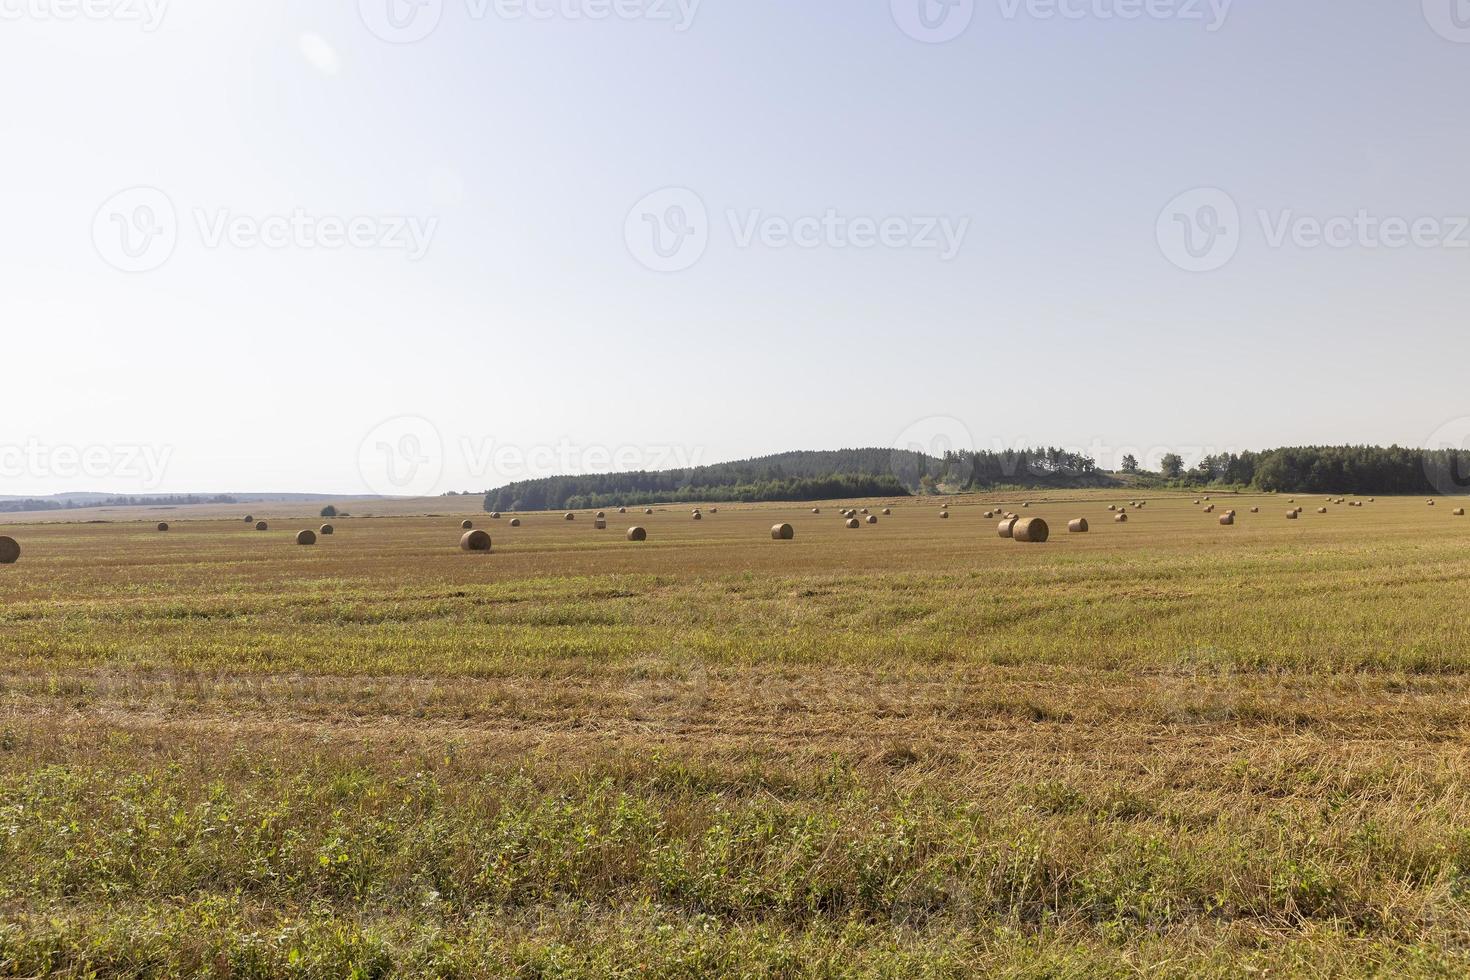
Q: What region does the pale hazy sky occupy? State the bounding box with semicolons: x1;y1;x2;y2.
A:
4;1;1470;495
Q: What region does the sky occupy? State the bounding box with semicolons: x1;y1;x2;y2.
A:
3;0;1470;495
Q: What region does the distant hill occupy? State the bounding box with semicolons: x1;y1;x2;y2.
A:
0;492;383;514
483;446;1110;512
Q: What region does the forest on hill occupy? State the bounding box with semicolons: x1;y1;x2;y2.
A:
481;444;1470;511
483;447;1106;511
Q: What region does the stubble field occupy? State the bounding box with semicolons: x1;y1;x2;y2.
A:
1;491;1469;977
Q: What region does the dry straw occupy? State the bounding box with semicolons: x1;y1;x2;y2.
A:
296;530;317;546
509;518;522;527
1287;511;1299;520
1013;518;1049;543
846;518;860;529
319;524;334;535
940;511;950;519
462;520;474;530
627;526;648;541
771;523;795;540
255;522;268;531
1115;513;1128;523
564;513;576;521
1219;513;1235;526
460;529;492;552
0;537;19;564
997;517;1019;539
1068;518;1088;533
866;515;878;524
243;515;254;523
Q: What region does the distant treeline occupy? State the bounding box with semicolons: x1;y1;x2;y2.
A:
1179;446;1470;495
483;447;1104;511
0;495;238;513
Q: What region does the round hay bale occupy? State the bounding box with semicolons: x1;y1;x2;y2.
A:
1250;507;1259;513
998;517;1019;539
1287;510;1299;520
860;508;869;515
811;508;821;514
1456;509;1466;517
710;508;718;514
1317;507;1328;514
771;523;794;540
845;518;860;529
296;530;317;546
940;503;949;510
319;524;334;535
1068;518;1088;533
644;508;653;515
866;514;878;524
595;511;605;519
618;507;627;514
1203;505;1214;514
1022;502;1030;509
564;513;575;521
983;511;994;519
462;520;474;530
1013;518;1049;543
1428;499;1436;506
460;529;491;552
692;512;703;521
255;521;268;531
0;537;19;564
1115;512;1129;523
939;511;950;519
491;512;501;519
1137;501;1147;508
594;519;607;530
243;515;254;523
157;522;169;532
627;526;648;541
1204;496;1211;501
882;508;892;516
1108;505;1116;512
509;518;522;527
1219;513;1235;526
